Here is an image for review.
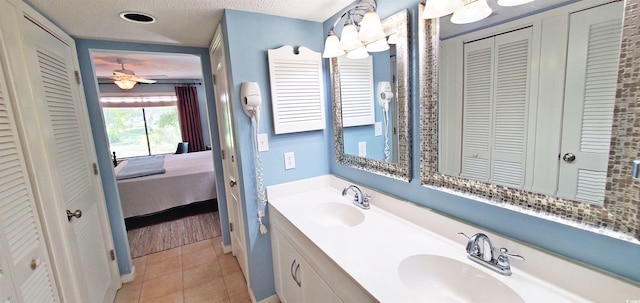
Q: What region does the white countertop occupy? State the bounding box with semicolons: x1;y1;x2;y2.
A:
267;175;640;302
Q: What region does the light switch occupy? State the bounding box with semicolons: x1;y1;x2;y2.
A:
257;133;269;151
284;152;295;170
374;122;383;136
358;141;366;157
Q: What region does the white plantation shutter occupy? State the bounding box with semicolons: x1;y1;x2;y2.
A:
268;46;326;134
558;1;623;204
490;28;531;188
338;56;375;127
461;27;531;187
0;45;58;302
461;38;493;182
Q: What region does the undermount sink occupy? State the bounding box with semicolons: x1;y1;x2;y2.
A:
398;254;524;303
311;202;364;228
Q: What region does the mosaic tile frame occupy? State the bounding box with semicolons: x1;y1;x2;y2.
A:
418;1;640;240
332;9;412;182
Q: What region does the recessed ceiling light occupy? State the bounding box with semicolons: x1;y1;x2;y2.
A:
120;12;156;24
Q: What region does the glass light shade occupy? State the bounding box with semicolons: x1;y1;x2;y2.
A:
358;11;386;44
497;0;534;6
387;33;398;45
423;0;465;19
450;0;493;24
322;33;345;58
340;22;363;51
366;38;390;52
347;46;369;59
114;79;136;90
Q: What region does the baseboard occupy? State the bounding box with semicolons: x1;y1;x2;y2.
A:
222;242;232;254
251;292;280;303
120;265;136;284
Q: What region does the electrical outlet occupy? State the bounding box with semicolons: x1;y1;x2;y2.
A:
257;133;269;151
358;141;366;157
375;122;382;136
284;152;295;170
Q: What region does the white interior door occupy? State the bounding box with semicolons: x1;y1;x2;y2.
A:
210;27;249;280
557;1;623;204
20;17;119;303
0;39;60;303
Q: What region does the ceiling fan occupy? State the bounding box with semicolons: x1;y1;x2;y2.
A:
112;59;157;90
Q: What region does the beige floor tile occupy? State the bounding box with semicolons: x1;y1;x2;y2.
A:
181;239;215;255
218;254;241;275
114;281;142;303
141;291;183;303
182;247;217;269
183;277;227;303
223;271;247;297
212;239;226;257
139;271;184;302
144;255;182;281
147;247;182;264
228;290;251;303
133;256;149;280
183;261;223;289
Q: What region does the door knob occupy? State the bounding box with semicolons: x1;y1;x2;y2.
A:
562;153;576;163
229;180;237;187
66;209;82;221
30;258;41;270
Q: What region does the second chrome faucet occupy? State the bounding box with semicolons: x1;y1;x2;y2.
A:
342;185;371;210
459;232;525;276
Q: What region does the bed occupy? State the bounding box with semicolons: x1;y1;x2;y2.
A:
114;151;217;218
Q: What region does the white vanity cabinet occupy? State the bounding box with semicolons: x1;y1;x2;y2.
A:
270;207;376;303
271;228;340;303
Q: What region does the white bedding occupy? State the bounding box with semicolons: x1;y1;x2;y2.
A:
115;151;217;218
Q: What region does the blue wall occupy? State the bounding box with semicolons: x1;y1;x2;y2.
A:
75;39;229;275
327;0;640;283
222;10;329;300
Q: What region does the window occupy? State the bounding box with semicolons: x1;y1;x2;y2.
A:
102;95;182;158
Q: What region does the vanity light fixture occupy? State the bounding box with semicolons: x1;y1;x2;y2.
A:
322;0;389;59
423;0;533;23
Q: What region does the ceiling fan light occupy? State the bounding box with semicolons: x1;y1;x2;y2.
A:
497;0;534;6
366;37;390;52
340;21;363;52
423;0;465;19
323;31;345;58
358;11;386;44
450;0;493;24
115;79;137;90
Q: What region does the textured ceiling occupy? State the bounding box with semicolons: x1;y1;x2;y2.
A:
92;51;203;80
25;0;353;47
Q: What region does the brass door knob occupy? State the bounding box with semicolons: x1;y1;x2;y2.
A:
66;209;82;221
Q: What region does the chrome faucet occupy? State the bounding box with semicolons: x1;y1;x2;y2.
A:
459;232;525;276
341;185;371;209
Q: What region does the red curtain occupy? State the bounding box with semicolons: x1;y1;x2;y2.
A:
175;86;205;152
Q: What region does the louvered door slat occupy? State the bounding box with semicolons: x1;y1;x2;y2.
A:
20;264;55;303
268;46;325;134
337;56;375;127
36;50;91;202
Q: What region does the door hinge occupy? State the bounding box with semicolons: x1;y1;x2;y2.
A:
109;250;116;261
221;150;225;160
74;71;81;85
92;163;99;175
229;222;234;232
213;74;216;85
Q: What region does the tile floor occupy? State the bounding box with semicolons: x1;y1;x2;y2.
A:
114;236;251;303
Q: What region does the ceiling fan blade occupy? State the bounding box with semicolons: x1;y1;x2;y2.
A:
134;77;157;84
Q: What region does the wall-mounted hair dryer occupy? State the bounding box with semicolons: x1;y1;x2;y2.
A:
241;82;263;123
377;81;394;111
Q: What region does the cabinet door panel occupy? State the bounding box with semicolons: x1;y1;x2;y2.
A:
299;257;341;303
272;229;302;303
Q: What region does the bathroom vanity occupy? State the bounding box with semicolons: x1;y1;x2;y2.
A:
267;175;640;302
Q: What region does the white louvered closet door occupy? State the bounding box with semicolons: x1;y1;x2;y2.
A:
461;28;531;187
557;1;623;204
338;56;375;127
0;39;59;302
20;18;118;303
490;28;531;188
461;38;494;183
